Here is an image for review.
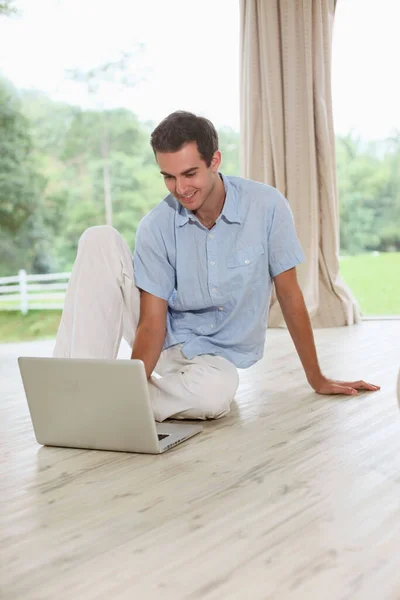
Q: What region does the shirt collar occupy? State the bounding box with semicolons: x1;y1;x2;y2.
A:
220;173;242;224
176;173;242;227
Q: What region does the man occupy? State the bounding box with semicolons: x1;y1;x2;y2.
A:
54;111;379;422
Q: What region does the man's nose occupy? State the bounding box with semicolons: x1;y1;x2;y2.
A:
175;179;188;196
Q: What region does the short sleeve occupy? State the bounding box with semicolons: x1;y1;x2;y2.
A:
267;191;305;278
133;219;175;301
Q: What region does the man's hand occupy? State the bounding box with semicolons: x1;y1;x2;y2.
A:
274;268;381;397
309;375;380;396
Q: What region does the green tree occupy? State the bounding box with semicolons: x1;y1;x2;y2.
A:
66;50;145;226
0;78;48;274
378;131;400;251
336;132;398;254
218;127;240;175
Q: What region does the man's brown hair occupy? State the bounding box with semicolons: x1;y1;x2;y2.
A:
150;111;219;167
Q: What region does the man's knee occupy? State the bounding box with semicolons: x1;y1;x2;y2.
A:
183;359;239;420
79;225;117;248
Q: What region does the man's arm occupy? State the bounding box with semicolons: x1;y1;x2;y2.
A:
130;290;168;380
274;267;380;396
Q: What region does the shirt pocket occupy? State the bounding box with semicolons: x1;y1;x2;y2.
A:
227;244;265;269
226;244;266;293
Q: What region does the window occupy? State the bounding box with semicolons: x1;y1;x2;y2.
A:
0;0;240;274
332;0;400;316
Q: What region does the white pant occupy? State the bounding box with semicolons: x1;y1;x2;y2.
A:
53;226;239;422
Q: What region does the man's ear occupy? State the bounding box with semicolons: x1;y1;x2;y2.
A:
210;150;222;172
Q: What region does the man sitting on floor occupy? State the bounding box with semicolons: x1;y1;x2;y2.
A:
53;111;379;421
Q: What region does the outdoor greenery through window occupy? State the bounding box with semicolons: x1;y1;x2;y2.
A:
0;0;240;278
333;0;400;316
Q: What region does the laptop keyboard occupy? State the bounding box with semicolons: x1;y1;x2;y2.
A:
158;434;170;441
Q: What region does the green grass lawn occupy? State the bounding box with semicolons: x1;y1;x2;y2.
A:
0;253;398;343
340;252;400;316
0;310;61;343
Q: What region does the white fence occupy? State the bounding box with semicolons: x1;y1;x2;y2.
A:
0;270;71;314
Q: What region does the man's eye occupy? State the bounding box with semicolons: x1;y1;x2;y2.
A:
164;175;172;180
186;173;195;178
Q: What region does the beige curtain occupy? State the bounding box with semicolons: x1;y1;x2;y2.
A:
239;0;360;327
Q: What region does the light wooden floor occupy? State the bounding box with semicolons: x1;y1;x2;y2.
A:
1;321;400;600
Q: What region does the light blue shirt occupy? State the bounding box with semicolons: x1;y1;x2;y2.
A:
133;174;305;368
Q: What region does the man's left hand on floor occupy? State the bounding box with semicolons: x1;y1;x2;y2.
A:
310;376;381;396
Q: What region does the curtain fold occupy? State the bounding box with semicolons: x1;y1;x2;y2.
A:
240;0;360;327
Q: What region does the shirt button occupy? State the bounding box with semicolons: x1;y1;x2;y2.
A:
210;261;215;266
208;234;214;239
210;324;214;329
218;307;223;311
212;287;217;292
244;259;250;264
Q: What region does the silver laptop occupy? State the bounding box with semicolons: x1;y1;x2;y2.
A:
18;357;202;454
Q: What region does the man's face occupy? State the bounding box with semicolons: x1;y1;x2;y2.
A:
156;141;221;212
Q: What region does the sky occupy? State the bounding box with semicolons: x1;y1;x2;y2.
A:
0;0;399;139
